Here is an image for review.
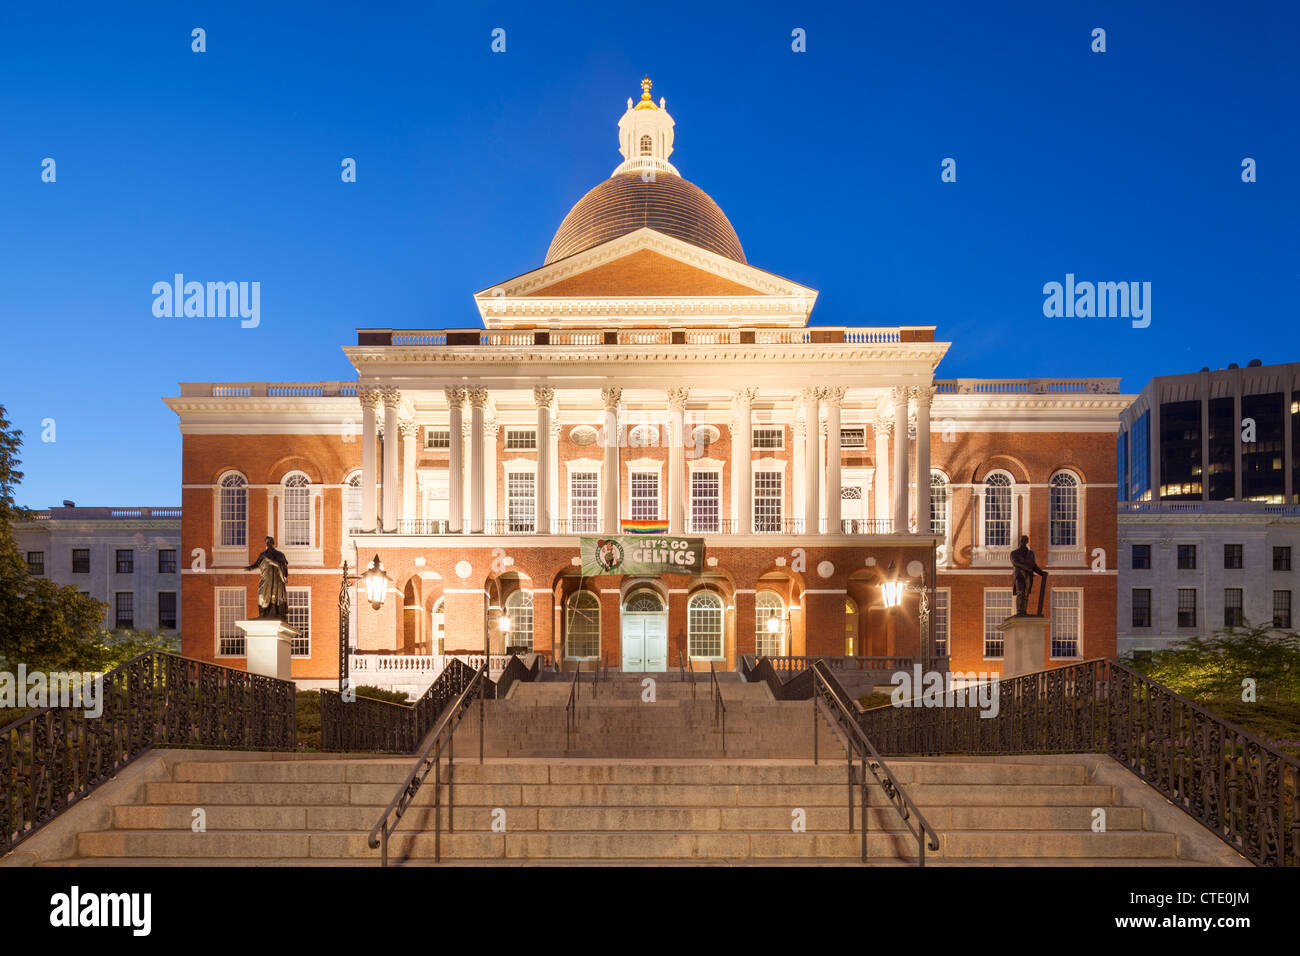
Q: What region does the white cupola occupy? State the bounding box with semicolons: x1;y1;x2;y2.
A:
612;76;679;177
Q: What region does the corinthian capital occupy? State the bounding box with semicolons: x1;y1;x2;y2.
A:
799;386;821;407
821;386;847;406
467;386;489;409
732;387;759;407
891;385;910;405
444;386;466;407
909;384;934;406
875;418;893;438
359;387;383;410
379;387;401;407
600;386;623;409
533;385;555;407
398;419;419;440
667;386;691;412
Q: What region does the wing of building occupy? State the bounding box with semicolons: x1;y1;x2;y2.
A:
164;79;1133;690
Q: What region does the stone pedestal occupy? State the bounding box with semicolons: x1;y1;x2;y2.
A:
236;619;298;680
998;614;1048;679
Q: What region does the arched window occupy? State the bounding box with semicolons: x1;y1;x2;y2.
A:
625;589;664;613
283;473;312;547
1050;471;1080;546
755;592;785;658
219;472;247;547
984;472;1013;547
930;471;949;539
845;596;859;656
343;471;362;535
504;590;533;653
688;591;724;659
565;591;600;660
431;597;445;656
639;134;652;156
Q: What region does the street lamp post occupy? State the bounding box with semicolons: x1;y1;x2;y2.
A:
338;554;392;693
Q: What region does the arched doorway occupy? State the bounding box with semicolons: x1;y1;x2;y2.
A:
401;579;420;654
844;596;859;656
621;588;667;672
755;591;787;657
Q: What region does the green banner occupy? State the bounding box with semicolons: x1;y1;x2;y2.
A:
580;535;704;576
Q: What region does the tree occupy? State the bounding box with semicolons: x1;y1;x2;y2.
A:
0;404;109;671
1124;622;1300;702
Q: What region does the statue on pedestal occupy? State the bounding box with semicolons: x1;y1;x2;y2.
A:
1010;534;1048;616
247;535;290;620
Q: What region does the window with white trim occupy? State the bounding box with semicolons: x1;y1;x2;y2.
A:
639;134;652;156
690;470;720;532
432;597;446;655
219;472;248;547
505;590;533;653
933;589;950;657
505;429;537;450
217;588;246;656
630;471;660;521
565;591;600;659
983;589;1013;658
1050;589;1081;658
755;591;784;657
930;471;949;539
688;591;724;658
840;427;866;449
569;471;599;533
287;587;311;656
752;427;784;450
283;473;312;547
984;472;1013;547
507;472;535;532
343;471;362;534
424;428;451;449
1049;472;1079;547
754;470;783;532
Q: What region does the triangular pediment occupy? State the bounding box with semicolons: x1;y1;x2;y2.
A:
474;228;818;328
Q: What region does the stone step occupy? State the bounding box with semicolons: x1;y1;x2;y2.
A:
45;855;1203;868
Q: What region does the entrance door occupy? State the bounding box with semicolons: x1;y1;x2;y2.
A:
622;614;668;672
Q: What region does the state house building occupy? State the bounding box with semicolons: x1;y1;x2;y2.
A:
166;80;1130;686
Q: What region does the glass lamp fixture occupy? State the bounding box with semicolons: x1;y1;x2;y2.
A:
361;555;391;610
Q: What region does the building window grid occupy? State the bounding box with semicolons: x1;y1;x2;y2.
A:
116;549;134;574
505;590;533;654
984;473;1012;547
283;474;312;547
840;428;866;449
217;588;246;656
753;471;783;533
1131;545;1151;570
930;472;948;539
1273;590;1292;629
287;588;311;656
1050;589;1082;658
424;429;451;449
219;472;248;547
1132;588;1152;628
690;471;720;533
1223;588;1244;628
1275;547;1292;572
114;592;134;629
569;472;599;533
505;429;537;450
1177;588;1198;628
71;548;89;574
158;592;178;630
158;549;177;574
1177;545;1197;570
630;471;660;521
1048;472;1079;547
752;427;784;450
565;591;600;659
933;589;950;657
1224;544;1243;570
983;589;1014;658
688;592;724;659
507;472;536;533
26;551;44;576
755;592;784;657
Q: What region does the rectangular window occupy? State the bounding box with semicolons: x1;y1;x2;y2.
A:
1224;588;1244;627
983;590;1014;658
1223;544;1243;570
1242;391;1285;501
1116;428;1129;501
424;428;451;449
116;549;134;574
284;480;311;547
1131;410;1151;501
1177;544;1196;570
754;471;783;533
505;428;537;450
1177;588;1197;628
690;470;721;533
752;427;784;450
1159;400;1202;499
1273;590;1292;629
158;592;177;630
71;548;90;573
568;471;599;533
1275;547;1292;572
630;471;660;521
840;427;866;449
1132;588;1152;628
506;472;536;533
26;551;44;576
1050;589;1082;658
158;549;177;574
115;592;134;629
217;588;246;656
287;588;311;657
933;589;950;657
1208;396;1236;501
1131;544;1151;570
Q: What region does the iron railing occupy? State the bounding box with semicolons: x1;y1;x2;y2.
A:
810;661;940;865
678;651;697;700
1;651;296;855
367;662;490;865
564;667;581;753
320;657;478;753
709;662;727;755
858;658;1300;868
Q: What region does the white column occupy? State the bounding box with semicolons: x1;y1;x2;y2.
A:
913;385;932;536
892;386;910;532
792;417;807;526
534;386;554;534
461;420;472;532
733;388;756;534
873;418;891;526
549;420;560;532
824;387;844;532
360;389;380;532
484;418;499;528
400;419;418;526
468;387;487;533
601;387;621;534
801;387;821;533
445;387;465;533
381;388;400;532
667;387;689;534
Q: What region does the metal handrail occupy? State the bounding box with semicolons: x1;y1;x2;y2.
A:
564;666;581;753
678;650;697;700
810;660;940;866
367;661;489;866
709;661;727;755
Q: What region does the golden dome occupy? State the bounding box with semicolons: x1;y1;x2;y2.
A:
544;171;746;265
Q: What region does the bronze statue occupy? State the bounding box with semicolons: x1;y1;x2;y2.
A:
1010;534;1048;616
246;535;290;620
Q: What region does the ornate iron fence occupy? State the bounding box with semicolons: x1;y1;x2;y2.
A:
858;658;1300;867
320;657;481;753
1;651;296;855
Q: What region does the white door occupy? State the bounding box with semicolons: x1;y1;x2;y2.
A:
622;616;646;672
643;615;667;672
622;614;668;672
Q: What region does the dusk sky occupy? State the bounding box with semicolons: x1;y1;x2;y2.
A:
3;0;1297;507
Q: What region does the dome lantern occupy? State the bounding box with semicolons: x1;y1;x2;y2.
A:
614;76;678;178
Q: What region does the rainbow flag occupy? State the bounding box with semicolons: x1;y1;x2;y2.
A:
621;519;669;535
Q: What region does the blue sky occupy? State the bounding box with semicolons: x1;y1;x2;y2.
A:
2;0;1297;507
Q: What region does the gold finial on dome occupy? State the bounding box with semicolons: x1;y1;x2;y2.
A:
635;75;658;110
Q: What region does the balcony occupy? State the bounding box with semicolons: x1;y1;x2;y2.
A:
358;517;900;537
360;327;932;348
